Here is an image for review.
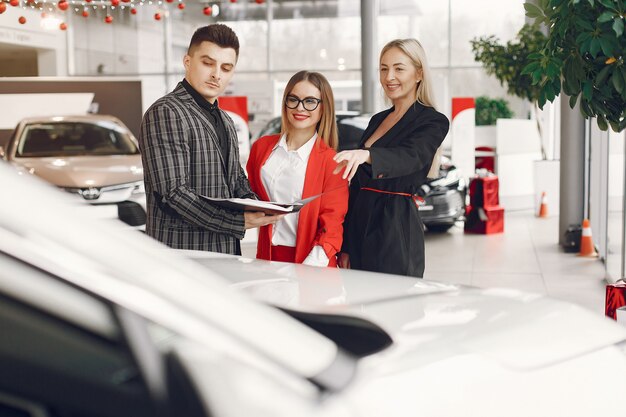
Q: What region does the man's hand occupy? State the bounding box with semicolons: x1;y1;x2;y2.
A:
333;149;371;181
337;252;351;269
244;211;284;229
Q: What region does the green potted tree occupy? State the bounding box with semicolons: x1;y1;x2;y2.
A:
475;96;515;126
472;24;556;212
471;24;549;159
474;96;514;149
522;0;625;132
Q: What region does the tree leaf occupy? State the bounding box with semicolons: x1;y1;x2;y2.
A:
576;18;594;32
572;58;587;81
583;81;593;99
597;114;608;131
581;37;592;54
599;37;614;56
580;99;592;116
547;62;560;78
590;38;601;57
569;94;578;108
613;71;624;94
613;19;624;37
576;32;592;44
596;64;612;85
597;0;615;8
598;11;614;23
522;62;540;75
528;52;543;60
524;3;543;18
587;0;594;5
609;120;620;132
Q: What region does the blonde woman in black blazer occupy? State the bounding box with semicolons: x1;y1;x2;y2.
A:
334;38;449;277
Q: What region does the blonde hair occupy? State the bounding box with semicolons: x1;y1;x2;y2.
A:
280;71;339;150
379;38;437;110
380;39;441;178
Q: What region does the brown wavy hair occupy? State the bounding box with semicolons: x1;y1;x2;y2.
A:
280;70;339;150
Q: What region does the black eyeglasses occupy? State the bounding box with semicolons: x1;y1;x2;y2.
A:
285;95;322;111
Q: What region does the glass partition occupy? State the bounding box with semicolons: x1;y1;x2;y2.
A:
606;131;625;281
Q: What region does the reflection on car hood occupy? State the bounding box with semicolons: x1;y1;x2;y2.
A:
13;155;143;188
186;253;626;371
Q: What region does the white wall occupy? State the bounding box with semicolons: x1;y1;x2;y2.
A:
0;7;67;75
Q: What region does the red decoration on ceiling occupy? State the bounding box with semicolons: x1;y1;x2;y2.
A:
0;0;249;25
59;22;67;30
255;0;264;3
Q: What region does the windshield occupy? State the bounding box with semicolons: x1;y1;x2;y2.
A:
16;121;139;157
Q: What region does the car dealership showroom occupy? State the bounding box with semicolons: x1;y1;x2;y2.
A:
1;0;626;415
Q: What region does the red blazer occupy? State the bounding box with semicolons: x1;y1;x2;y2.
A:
246;134;349;267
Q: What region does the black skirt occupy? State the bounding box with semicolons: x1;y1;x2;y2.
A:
345;186;425;277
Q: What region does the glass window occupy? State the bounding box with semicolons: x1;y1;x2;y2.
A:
450;0;525;67
606;132;625;280
269;17;360;74
227;20;269;73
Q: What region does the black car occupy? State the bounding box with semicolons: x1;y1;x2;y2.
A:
254;114;466;232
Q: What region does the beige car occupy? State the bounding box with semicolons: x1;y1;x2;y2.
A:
1;115;146;227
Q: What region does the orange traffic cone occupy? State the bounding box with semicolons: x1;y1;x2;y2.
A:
578;219;598;257
538;191;548;218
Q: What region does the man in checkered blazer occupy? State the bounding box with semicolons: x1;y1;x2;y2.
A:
139;24;280;254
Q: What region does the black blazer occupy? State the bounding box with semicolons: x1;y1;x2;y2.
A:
342;101;449;277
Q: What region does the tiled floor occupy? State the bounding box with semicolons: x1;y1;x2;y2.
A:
242;210;608;315
424;210;608;315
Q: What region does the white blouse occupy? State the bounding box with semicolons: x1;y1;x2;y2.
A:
260;133;329;267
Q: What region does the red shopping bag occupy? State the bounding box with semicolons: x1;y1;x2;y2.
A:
605;282;626;320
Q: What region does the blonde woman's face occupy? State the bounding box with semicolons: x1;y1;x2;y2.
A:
285;80;323;132
379;47;422;102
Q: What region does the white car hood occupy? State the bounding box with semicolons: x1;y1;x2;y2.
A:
186;254;626;371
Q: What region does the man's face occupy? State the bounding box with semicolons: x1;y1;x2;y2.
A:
184;41;237;103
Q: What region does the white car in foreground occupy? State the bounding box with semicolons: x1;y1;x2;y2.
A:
1;161;625;417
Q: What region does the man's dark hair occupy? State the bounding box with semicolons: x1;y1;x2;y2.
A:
188;24;240;58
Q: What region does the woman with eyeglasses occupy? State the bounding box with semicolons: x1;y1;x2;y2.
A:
246;70;348;266
334;39;449;278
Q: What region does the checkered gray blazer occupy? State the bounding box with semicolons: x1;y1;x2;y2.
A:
139;82;256;253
